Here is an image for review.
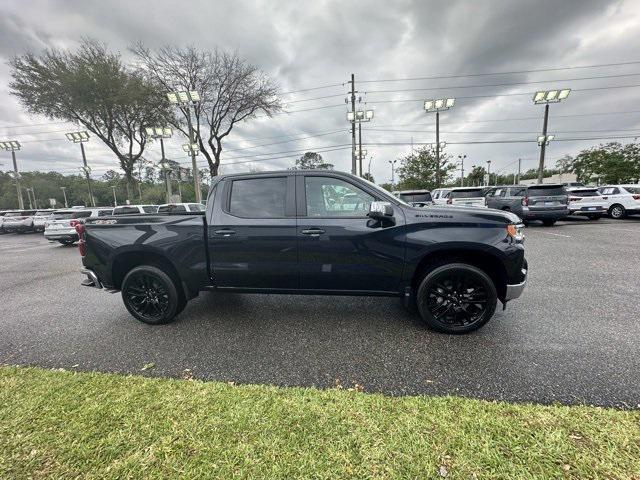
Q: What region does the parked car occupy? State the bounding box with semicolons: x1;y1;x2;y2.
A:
567;188;607;219
520;184;569;226
44;208;113;245
392;190;433;206
444;187;488;208
0;210;16;233
157;203;206;213
431;188;452;205
1;210;37;233
112;205;158;215
32;209;56;232
79;170;527;334
562;182;585;188
597;185;640;219
485;185;527;215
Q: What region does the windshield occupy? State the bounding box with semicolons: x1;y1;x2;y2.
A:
449;189;484;199
527;185;566;196
360;177;409;205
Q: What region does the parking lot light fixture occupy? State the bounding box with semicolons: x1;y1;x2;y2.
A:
423;97;455;188
146;126;174;202
537;134;555;146
533;88;570;183
1;139;24;209
167;89;202;202
66;131;95;206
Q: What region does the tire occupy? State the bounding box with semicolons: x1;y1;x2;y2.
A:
121;265;184;325
587;214;602;220
542;219;556;226
501;207;511;211
416;263;497;334
58;239;75;245
609;204;626;219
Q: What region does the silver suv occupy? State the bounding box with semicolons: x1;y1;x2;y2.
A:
486;184;569;225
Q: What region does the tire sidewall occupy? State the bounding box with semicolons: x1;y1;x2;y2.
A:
121;265;180;325
610;205;625;219
416;263;497;334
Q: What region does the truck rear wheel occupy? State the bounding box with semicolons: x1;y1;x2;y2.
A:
121;265;184;325
416;263;497;334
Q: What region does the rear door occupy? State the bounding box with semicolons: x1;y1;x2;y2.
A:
526;185;568;212
296;173;405;293
208;174;298;289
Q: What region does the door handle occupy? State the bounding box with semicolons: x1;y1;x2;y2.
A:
301;228;325;236
214;229;236;236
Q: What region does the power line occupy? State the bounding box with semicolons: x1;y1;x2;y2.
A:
359;60;640;83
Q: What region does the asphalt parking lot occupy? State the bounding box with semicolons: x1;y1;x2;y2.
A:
1;217;639;408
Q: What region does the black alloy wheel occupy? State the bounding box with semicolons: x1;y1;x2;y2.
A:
416;263;497;334
121;265;181;325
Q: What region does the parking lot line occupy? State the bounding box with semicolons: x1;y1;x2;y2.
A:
537;231;572;238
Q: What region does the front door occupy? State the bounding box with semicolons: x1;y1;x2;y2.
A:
209;175;298;289
296;174;406;293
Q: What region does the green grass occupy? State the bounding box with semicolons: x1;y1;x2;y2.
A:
0;366;638;479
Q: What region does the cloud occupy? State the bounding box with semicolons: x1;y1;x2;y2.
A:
1;0;640;184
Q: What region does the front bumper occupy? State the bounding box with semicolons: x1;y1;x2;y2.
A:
505;266;528;301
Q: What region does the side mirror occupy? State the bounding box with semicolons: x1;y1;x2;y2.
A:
368;201;394;219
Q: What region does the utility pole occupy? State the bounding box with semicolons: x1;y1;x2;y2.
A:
435;111;440;187
167;92;201;203
12;151;24;209
486;160;492;186
111;186;118;207
388;159;397;188
424;98;454;189
79;142;96;207
350;73;357;175
458;154;466;187
517;158;522;184
25;188;33;209
537;103;549;184
60;187;68;208
358;122;363;176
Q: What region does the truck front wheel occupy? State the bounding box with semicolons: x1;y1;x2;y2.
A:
121;265;184;325
416;263;497;334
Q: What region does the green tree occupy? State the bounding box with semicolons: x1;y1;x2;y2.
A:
9;39;173;201
291;152;334;170
395;146;456;191
361;172;375;183
558;143;640;184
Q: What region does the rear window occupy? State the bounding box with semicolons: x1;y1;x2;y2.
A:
158;205;187;213
98;209;113;216
449;189;484;199
113;206;141;215
527;185;566;196
399;193;432;203
188;203;205;212
52;211;75;220
624;186;640;194
35;211;52;216
570;189;599;197
4;212;22;217
142;206;158;213
72;211;92;219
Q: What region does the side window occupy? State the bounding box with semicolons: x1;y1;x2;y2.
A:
511;188;526;197
98;210;113;216
433;191;439;199
188;204;203;212
229;177;286;218
72;211;92;218
142;206;158;213
495;189;506;197
305;176;375;217
113;206;140;215
485;189;496;197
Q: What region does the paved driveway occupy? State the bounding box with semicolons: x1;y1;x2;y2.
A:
1;217;639;408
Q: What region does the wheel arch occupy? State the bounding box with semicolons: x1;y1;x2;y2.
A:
409;247;508;300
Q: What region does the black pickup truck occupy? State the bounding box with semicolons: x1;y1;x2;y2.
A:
78;170;527;334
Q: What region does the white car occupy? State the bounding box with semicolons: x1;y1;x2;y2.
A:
431;188;452;205
112;205;158;215
44;208;113;245
444;187;488;208
32;209;56;232
598;185;640;219
567;187;607;219
1;209;37;233
157;203;205;213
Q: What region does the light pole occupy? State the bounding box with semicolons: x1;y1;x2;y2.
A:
66;131;96;207
146;127;173;203
182;142;201;200
1;140;24;209
424;98;455;188
388;159;397;189
533;88;570;184
517;158;522;184
60;187;69;208
167;90;202;203
347;109;374;177
486;160;492;186
457;154;466;187
110;186;118;206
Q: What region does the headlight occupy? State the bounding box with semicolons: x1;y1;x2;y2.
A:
506;223;525;242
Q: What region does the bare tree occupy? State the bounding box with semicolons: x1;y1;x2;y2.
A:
9;39;173;199
132;44;281;177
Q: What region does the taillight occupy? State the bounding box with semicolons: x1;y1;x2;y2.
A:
633;195;640;200
521;196;529;206
75;222;86;256
602;196;608;200
70;219;81;227
569;196;580;202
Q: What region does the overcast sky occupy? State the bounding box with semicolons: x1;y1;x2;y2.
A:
1;0;640;184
